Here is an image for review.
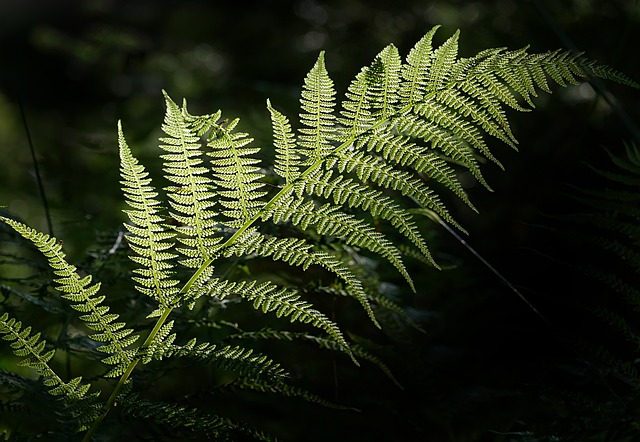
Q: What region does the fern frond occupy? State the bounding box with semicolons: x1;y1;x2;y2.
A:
338;54;383;137
427;29;460;91
588;63;640;88
160;91;224;268
360;132;474;208
399;25;440;105
205;117;268;228
119;122;181;306
180;265;216;309
3;24;638;441
0;312;102;430
417;94;505;165
299;51;337;162
199;275;354;358
184;342;287;382
267;99;300;183
146;334;288;382
263;194;413;289
294;167;437;265
252;28;639;345
119;392;274;441
141;319;177;363
375;44;402;120
451;52;523;139
339;43;403;130
1;313;58;378
0;217;138;378
224;229;378;326
329;149;463;232
224;229;315;267
391;111;489;187
227;377;358;411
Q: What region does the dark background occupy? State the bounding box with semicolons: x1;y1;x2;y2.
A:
1;0;640;440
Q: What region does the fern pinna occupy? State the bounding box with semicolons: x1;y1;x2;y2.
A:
1;26;638;440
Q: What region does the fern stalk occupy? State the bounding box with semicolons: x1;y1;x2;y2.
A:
81;268;204;441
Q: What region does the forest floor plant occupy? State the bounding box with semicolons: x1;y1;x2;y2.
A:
0;25;638;440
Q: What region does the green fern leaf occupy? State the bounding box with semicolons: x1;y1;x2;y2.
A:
0;312;102;430
426;29;460;91
294;167;437;265
267;98;301;184
376;44;402;120
224;228;379;327
329;149;463;231
391;110;489;187
137;320;288;383
299;51;337;162
399;25;440;105
3;24;637;440
263;193;413;290
119;122;181;306
338;54;381;137
0;217;138;378
206;117;268;227
200;275;354;360
168;340;287;382
361;132;474;207
160;91;224;267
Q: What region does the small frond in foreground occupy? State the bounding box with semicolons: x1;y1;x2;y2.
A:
0;313;101;430
0;216;139;378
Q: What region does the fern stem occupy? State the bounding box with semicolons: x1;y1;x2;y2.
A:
82;306;173;441
83;250;218;441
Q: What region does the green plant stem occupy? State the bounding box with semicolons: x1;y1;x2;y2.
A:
82;283;193;440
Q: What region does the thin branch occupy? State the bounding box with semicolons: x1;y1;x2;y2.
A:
18;97;54;236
